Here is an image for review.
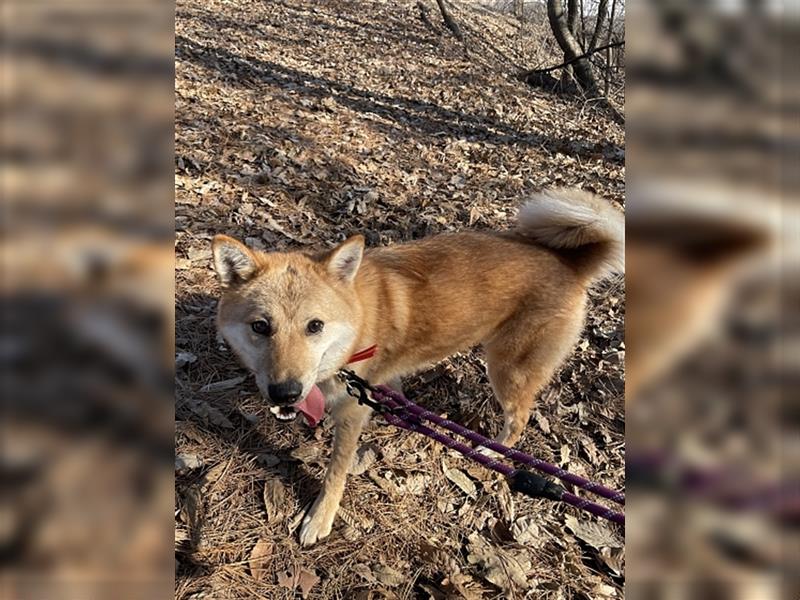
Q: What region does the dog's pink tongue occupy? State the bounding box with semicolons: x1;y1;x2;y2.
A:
295;385;325;427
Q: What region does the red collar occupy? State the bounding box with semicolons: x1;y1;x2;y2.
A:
347;344;377;364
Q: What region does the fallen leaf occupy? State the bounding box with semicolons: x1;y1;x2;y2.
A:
400;472;428;495
533;411;551;435
596;583;619;598
373;564;405;587
352;563;377;584
290;444;324;465
466;532;530;592
277;567;320;599
202;461;229;488
443;463;477;498
599;546;625;576
175;351;197;369
565;514;624;549
263;479;287;524
248;538;273;581
189;401;234;429
200;375;246;393
257;453;281;468
510;515;541;546
560;444;571;466
368;469;401;498
338;505;374;532
349;443;379;475
175;453;203;473
277;570;295;591
297;568;320;598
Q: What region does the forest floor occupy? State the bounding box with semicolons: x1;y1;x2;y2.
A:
175;1;625;598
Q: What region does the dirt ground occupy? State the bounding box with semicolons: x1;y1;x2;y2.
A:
175;1;625;598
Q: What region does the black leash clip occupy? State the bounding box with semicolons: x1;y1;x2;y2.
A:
337;369;388;413
509;469;566;502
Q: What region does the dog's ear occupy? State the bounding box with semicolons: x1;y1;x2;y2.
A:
326;235;364;283
212;235;259;286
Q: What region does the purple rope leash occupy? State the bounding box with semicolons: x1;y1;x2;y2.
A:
375;388;625;525
373;385;625;506
337;371;624;526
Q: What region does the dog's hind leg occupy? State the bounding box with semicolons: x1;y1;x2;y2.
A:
483;309;585;448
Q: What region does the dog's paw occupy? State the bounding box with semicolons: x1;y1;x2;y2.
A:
298;502;334;547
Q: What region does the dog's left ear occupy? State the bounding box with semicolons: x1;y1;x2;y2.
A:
326;235;364;283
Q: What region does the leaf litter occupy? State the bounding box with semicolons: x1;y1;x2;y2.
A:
175;0;625;597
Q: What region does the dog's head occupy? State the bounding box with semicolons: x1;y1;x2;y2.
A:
211;235;364;420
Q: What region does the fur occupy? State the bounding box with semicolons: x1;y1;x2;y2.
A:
212;188;624;546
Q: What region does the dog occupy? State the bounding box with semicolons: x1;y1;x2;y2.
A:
211;188;624;546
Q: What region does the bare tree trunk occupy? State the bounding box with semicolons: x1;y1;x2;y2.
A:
567;0;579;38
515;0;525;22
604;0;617;96
588;0;609;52
435;0;463;41
561;0;580;85
547;0;598;95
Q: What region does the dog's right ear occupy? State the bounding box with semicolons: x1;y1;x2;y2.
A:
212;235;259;286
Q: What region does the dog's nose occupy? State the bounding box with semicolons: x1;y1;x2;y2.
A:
267;380;303;405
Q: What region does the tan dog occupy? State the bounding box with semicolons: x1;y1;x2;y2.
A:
212;189;624;546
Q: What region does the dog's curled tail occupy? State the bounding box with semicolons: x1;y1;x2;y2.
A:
516;188;624;282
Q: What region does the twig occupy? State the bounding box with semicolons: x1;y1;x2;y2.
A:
520;40;624;77
435;0;464;41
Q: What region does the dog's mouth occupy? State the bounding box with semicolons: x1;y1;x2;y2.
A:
269;405;299;421
266;385;326;427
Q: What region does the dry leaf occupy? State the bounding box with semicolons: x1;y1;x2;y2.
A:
510;515;541;546
257;453;281;468
373;564;405;587
248;538;273;581
443;462;477;498
599;547;625;576
202;461;229;489
175;453;202;473
466;532;530;592
352;563;377;584
290;444;324;465
596;583;619;598
368;469;401;498
263;479;287;524
338;505;374;532
277;570;295;591
349;443;379;475
200;375;246;393
297;568;320;598
189;400;234;429
277;567;320;598
533;411;551;435
176;351;197;368
564;514;624;549
560;444;571;466
400;472;428;495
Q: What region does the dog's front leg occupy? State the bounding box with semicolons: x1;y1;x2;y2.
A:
299;397;370;546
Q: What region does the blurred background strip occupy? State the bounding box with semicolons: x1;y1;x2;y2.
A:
1;1;175;598
626;0;797;598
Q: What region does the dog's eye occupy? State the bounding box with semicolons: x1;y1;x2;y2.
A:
251;319;273;336
306;319;324;335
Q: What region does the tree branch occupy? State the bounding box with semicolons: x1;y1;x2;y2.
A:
435;0;464;41
520;40;624;77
